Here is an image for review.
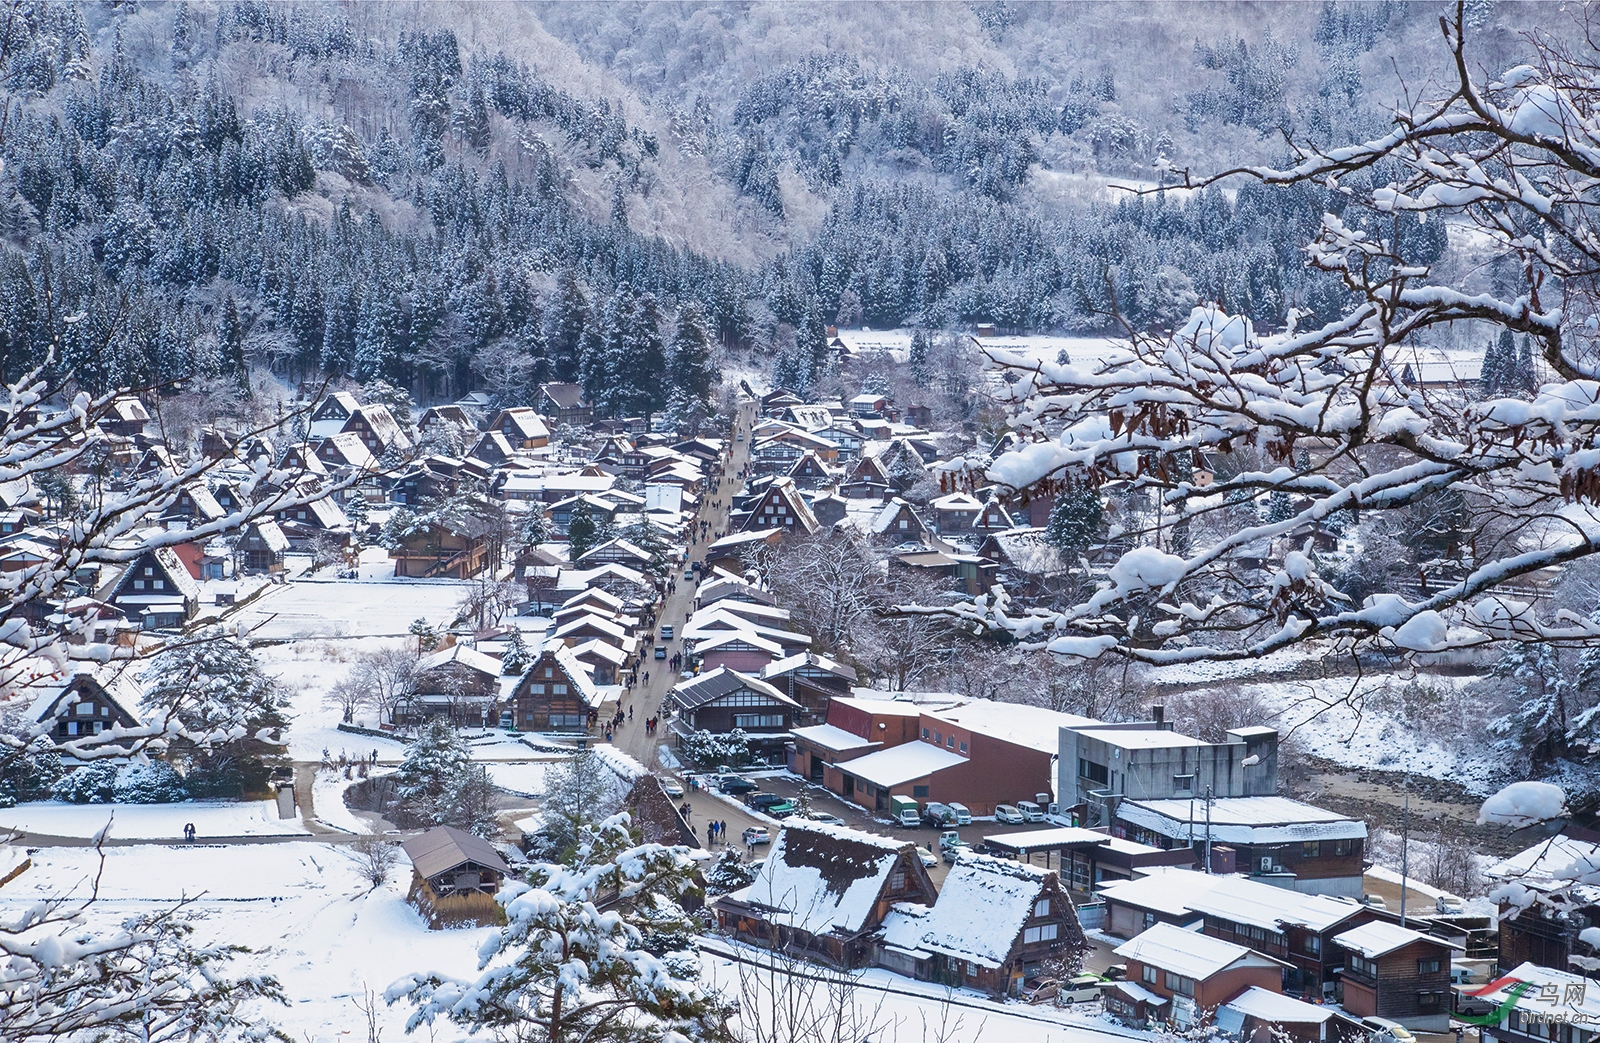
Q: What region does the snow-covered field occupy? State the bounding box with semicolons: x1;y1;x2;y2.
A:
0;800;306;839
484;760;561;797
236;577;479;639
0;840;1150;1043
311;768;377;834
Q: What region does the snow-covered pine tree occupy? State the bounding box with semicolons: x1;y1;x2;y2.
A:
1044;486;1103;562
909;329;933;387
390;814;725;1043
567;500;600;560
392;717;474;827
1487;642;1567;765
1480;329;1512;397
666;304;718;408
537;750;621;857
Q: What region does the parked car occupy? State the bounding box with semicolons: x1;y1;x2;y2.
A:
1362;1017;1417;1043
718;775;757;795
742;827;771;846
660;779;684;797
806;812;845;826
1058;975;1107;1004
1362;894;1389;910
1436;895;1465;914
1016;800;1045;822
917;848;938;868
766;801;798;819
1020;977;1059;1004
947;802;972;826
1102;964;1127;982
745;792;787;810
660;625;674;640
654;645;667;659
994;804;1025;824
938;830;970;861
922;802;956;827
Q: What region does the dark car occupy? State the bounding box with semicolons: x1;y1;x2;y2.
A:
717;775;756;795
745;792;787;811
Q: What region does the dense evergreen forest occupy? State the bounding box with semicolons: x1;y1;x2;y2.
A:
0;1;1517;404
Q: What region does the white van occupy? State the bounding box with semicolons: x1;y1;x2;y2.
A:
1016;800;1045;822
948;802;972;825
1362;1017;1417;1043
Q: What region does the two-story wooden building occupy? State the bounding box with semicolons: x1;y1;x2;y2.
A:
1332;920;1459;1032
1112;921;1289;1029
31;672;143;746
666;667;800;764
877;854;1084;997
715;822;938;968
506;645;600;732
103;547;200;629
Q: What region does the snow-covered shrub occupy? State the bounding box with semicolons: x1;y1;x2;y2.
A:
703;849;758;895
0;749;62;808
52;762;118;804
681;728;750;769
113;760;189;804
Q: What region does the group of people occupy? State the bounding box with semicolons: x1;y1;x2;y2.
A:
707;819;734;846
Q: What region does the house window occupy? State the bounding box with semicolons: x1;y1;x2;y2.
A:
1079;758;1109;785
912;785;929;798
133;580;145;590
1417;991;1443;1012
1347;954;1378;978
75;702;94;716
959;741;967;754
1023;924;1058;944
921;727;929;739
1165;972;1194;997
889;868;906;890
1418;958;1441;975
732;714;783;729
529;684;545;695
945;736;955;748
1142;965;1158;985
1332;838;1352;856
898;519;908;529
1306;935;1321;955
1302;841;1321;858
1034;899;1051;918
153;579;164;590
932;731;941;744
1176;775;1192;792
1143;911;1156;929
144;567;153;576
65;721;78;735
552;684;568;695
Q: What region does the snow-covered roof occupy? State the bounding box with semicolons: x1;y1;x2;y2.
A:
693;629;785;657
981;827;1110;853
1079;728;1207;750
1118;796;1367;844
1221;987;1336;1025
760;652;856;683
832;740;964;788
1485;962;1600;1022
881;854;1055;968
930;492;984;511
417;643;503;678
402;825;509;879
924;700;1097;756
1111;980;1168;1007
1185;875;1367;935
1097;869;1223;918
832;693;942;717
569;638;628;667
549;644;601;707
870;498;923;534
1486;833;1600;884
729;822;912;937
552;614;629;642
247;519;290;553
790;724;881;754
1333;920;1458;959
1115;921;1283;980
670;667;796;711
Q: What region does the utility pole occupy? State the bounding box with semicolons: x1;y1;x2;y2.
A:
1400;772;1411;928
1203;784;1214;874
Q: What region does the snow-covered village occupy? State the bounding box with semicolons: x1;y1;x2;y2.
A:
5;3;1600;1043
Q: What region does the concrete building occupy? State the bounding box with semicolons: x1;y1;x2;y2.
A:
1059;708;1279;827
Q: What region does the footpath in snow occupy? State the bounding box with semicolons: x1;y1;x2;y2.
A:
0;800;308;840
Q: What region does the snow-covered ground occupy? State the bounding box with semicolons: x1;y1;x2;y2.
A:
700;939;1152;1043
256;638;411;761
0;842;1150;1043
1204;673;1503;794
0;800;306;839
311;768;377;834
236;577;478;639
484;760;561;797
1;842;490;1042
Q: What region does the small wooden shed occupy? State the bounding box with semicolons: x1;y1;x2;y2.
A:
402;826;512;929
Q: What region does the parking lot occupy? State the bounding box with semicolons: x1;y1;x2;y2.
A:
684;767;1073;887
